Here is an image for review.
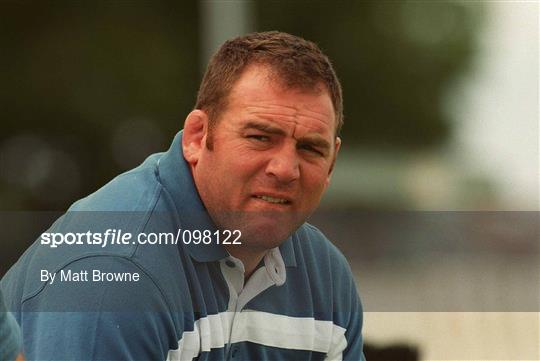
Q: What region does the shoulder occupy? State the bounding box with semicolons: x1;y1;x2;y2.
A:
70;152;164;212
1;151;183;310
294;222;353;276
287;223;358;307
295;223;360;305
1;151;187;359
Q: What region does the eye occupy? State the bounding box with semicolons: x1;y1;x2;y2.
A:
298;144;323;156
246;134;270;142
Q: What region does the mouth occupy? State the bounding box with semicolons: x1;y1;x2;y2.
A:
252;195;291;205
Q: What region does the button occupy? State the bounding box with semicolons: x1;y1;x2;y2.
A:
225;260;235;268
231;347;238;358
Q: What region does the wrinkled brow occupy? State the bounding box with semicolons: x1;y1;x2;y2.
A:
242;120;332;151
298;137;331;152
241;121;286;135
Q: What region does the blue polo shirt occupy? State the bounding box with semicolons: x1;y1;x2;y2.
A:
1;131;365;360
0;289;22;361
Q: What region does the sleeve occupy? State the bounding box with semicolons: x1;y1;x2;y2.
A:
304;224;366;361
325;250;366;361
326;280;365;361
0;289;22;361
341;286;366;361
19;256;180;361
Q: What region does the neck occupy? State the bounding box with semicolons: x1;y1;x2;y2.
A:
224;245;266;279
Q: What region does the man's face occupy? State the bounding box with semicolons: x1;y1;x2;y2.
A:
188;65;340;252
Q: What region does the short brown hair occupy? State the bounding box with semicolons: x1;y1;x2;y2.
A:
195;31;343;136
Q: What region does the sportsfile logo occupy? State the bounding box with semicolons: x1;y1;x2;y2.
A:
40;229;242;248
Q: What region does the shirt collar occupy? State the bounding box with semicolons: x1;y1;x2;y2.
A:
156;130;297;267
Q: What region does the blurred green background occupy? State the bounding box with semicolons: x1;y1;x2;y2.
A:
1;0;484;211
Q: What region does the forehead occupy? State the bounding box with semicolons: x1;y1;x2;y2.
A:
225;65;336;134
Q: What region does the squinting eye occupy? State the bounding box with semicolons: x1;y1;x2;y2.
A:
247;135;270;142
299;144;323;156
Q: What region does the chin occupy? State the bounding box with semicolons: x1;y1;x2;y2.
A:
239;213;302;248
218;211;302;249
240;227;292;250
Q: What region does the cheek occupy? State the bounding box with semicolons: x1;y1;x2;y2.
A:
301;166;331;193
234;150;268;173
221;154;262;191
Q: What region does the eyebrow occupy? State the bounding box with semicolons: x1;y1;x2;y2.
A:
241;121;286;136
298;137;331;152
242;120;332;152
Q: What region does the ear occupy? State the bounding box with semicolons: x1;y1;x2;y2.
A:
325;136;341;187
182;110;209;166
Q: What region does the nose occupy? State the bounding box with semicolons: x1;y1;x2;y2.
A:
265;145;300;184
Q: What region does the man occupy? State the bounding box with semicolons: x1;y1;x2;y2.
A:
2;31;365;360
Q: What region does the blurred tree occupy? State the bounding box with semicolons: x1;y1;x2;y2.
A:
255;0;483;150
0;1;483;211
0;1;199;210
